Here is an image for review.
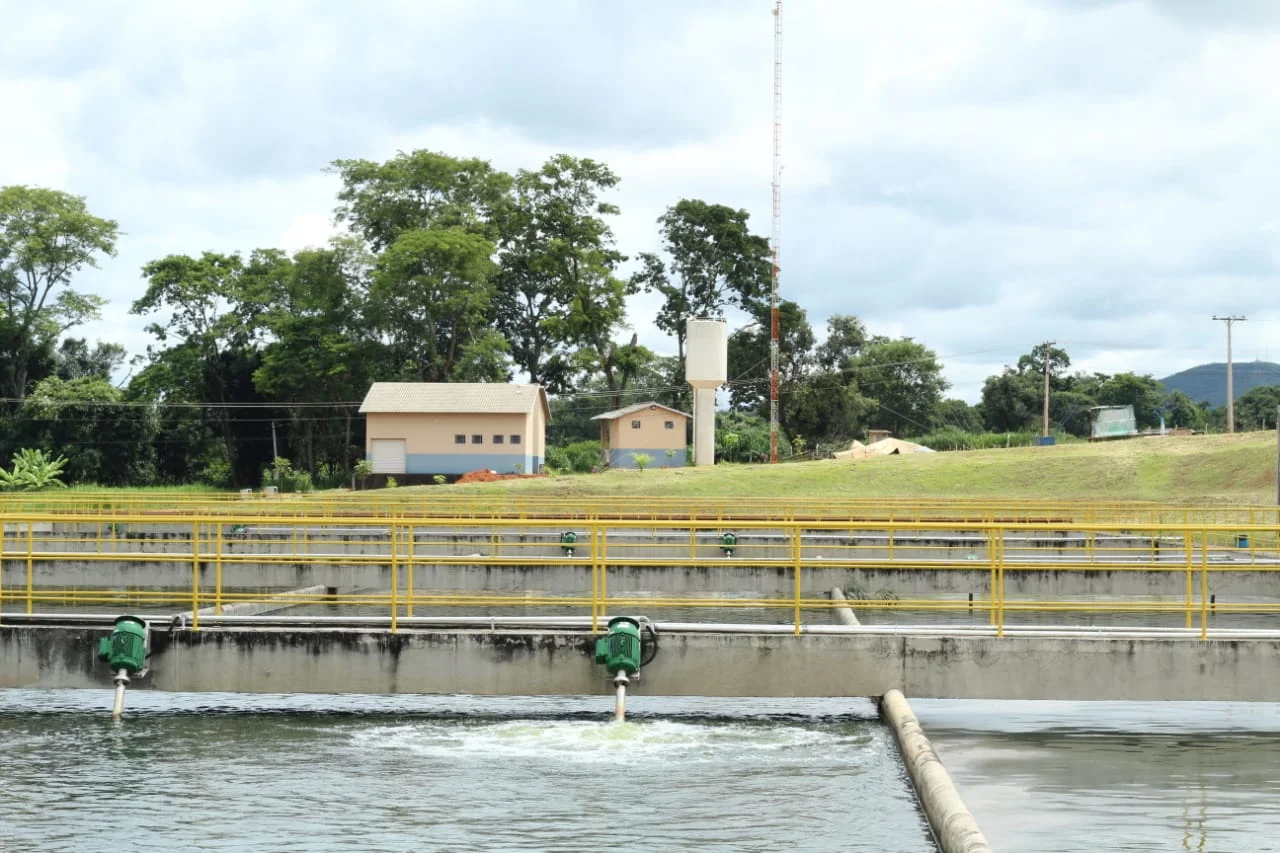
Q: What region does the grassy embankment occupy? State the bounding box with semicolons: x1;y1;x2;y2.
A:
459;431;1279;504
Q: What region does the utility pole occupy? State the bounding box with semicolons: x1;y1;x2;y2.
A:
1041;340;1055;438
271;421;280;474
1275;404;1279;506
1212;316;1246;433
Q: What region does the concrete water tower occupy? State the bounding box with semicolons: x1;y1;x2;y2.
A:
685;319;728;467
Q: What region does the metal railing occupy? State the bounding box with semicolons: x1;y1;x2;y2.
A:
2;511;1278;639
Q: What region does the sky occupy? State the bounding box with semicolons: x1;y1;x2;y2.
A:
3;0;1278;403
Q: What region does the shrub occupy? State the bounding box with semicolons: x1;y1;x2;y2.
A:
385;476;398;489
0;448;69;491
631;452;653;472
563;440;602;473
432;474;447;485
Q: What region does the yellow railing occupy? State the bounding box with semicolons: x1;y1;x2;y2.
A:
1;511;1278;639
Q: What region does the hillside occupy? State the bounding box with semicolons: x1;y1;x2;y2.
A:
1160;362;1280;407
456;432;1279;503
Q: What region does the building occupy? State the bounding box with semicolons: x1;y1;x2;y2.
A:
1089;405;1137;441
592;402;690;469
359;382;549;479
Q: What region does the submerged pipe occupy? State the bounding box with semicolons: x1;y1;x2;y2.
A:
111;669;128;721
614;672;628;723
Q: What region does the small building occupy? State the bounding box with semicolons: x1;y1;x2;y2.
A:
592;402;690;469
1089;405;1137;441
359;382;549;479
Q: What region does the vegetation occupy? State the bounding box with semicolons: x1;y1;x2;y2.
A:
0;448;69;491
458;432;1280;504
2;160;1273;492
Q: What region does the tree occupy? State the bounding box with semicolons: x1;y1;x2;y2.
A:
55;338;125;381
1094;373;1166;430
371;227;500;382
632;199;771;361
1163;390;1207;431
854;337;949;436
1016;343;1071;384
726;299;814;415
783;370;877;445
331;150;513;250
936;398;984;433
494;155;628;392
20;375;156;485
1234;385;1280;431
131;251;268;486
814;314;868;372
0;186;118;399
981;371;1040;432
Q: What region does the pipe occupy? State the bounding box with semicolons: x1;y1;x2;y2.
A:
614;672;628;722
111;668;129;721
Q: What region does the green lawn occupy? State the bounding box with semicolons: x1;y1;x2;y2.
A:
457;432;1280;504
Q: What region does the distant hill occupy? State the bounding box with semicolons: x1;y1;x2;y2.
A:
1160;361;1280;407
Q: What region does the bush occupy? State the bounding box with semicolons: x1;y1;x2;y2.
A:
631;452;653;471
0;448;69;491
560;438;599;471
914;428;1075;452
545;446;570;472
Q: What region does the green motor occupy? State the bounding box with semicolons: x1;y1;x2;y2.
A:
97;615;149;675
594;616;643;677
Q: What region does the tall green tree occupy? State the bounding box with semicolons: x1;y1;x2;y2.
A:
1094;372;1165;430
131;251;267;485
1163;390;1207;431
1234;385;1280;431
854;337;949;436
814;314;868;372
0;186;118;399
494;155;629;392
372;227;503;382
331;150;513;249
632;199;771;361
980;370;1040;432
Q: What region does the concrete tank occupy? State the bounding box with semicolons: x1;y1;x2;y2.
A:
685;319;728;467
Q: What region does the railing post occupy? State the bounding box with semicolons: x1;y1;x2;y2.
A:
191;521;200;631
1183;529;1193;629
600;524;609;615
406;523;415;619
0;513;6;626
389;523;399;634
996;526;1005;638
26;521;33;615
987;526;997;627
215;522;224;615
1199;528;1208;640
793;523;802;635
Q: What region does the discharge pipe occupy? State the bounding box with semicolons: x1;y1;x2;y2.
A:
593;616;658;722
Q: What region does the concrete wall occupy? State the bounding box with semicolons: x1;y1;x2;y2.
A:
7;625;1280;700
605;407;687;454
365;412;541;474
608;448;687;469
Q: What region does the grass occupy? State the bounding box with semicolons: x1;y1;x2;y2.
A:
454;431;1280;504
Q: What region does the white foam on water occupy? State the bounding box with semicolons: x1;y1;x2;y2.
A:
349;718;872;765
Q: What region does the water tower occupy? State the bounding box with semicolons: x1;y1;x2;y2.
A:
685;319;728;467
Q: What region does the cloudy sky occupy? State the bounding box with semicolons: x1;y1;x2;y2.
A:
3;0;1277;402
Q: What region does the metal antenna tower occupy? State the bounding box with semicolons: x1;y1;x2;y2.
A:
769;0;782;463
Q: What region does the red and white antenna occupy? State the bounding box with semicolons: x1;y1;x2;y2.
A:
769;0;783;463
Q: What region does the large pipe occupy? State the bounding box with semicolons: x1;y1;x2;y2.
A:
692;386;717;467
111;669;128;721
614;672;628;723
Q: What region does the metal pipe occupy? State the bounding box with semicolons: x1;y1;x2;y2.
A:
111;669;128;721
614;672;628;723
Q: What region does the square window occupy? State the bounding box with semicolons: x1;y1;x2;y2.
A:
454;434;466;445
631;420;641;429
471;434;483;444
493;434;504;444
510;434;522;445
664;421;674;430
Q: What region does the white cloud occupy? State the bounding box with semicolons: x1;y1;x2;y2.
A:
2;0;1278;403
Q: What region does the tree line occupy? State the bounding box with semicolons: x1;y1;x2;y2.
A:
2;159;1274;488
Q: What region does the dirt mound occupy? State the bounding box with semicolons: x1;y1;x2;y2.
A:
455;469;543;484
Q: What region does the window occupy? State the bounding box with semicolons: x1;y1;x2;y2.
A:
454;434;466;445
493;434;504;445
510;434;522;445
664;421;674;430
631;420;641;429
471;434;483;444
